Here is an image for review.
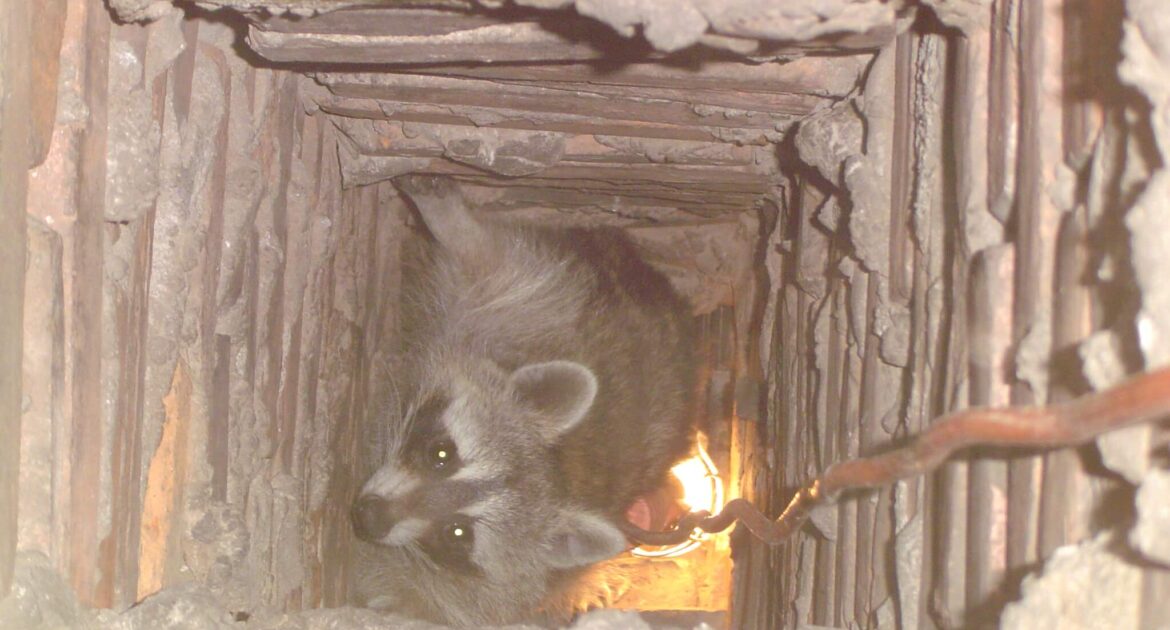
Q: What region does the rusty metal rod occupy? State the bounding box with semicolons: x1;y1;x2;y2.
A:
624;365;1170;547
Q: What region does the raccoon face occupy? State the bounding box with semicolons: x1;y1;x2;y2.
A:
353;358;627;589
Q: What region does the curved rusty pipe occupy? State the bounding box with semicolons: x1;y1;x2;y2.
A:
624;365;1170;546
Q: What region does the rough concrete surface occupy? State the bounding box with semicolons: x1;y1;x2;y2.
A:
1001;535;1142;630
1132;469;1170;566
0;553;99;630
1107;0;1170;561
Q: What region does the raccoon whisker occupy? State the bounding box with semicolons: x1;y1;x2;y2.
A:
394;397;426;446
385;374;408;445
475;518;507;538
403;541;438;571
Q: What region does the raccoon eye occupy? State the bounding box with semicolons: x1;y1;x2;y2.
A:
442;519;474;547
428;439;458;470
421;517;480;575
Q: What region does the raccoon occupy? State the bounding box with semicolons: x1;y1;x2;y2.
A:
351;175;696;626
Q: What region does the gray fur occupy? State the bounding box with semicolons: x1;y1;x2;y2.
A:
351;176;696;626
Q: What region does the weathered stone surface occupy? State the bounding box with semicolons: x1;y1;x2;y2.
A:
1132;469;1170;566
793;101;864;189
920;0;992;32
1002;535;1142;630
434;128;565;177
0;553;98;630
1120;0;1170;370
0;0;32;599
28;0;68;168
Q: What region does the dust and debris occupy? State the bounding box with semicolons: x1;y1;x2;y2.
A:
576;0;708;53
805;504;838;542
791;537;816;625
108;0;179;23
1073;0;1170;503
919;0;992;32
699;0;895;43
812;195;840;233
1079;330;1128;390
844;260;868;354
892;481;923;630
435;129;566;177
695;33;759;56
758;199;786;368
337;149;432;189
813;295;833;374
872;597;896;629
1080;328;1149;486
874;302;911;367
910;34;945;251
1014;319;1052;403
963;203;1005;257
594;136;744;165
1001;534;1142;630
517;0;895;54
145;10;187;85
511;0;573;8
106;38;162;223
104;584;241;630
1047;163;1079;214
844;43;895;278
707;125;783;145
795;210;830;299
269;474;308;607
1132;469;1170;565
1119;0;1170;370
793;101;863;189
183;503;252;615
0;552;99;630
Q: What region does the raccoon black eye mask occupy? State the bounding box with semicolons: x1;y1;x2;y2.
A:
623;365;1170;547
427;440;458;470
402;395;462;476
421;517;479;575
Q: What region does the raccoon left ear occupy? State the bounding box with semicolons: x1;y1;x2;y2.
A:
510;361;598;440
545;509;627;569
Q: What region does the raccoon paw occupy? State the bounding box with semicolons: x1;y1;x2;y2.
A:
394;174;458;199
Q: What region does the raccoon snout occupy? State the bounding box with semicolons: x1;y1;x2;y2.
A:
351;495;396;542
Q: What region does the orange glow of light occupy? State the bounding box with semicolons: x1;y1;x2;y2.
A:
632;434;724;558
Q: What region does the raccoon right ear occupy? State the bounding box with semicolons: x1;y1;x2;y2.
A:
545;509;627;569
510;361;598;441
394;175;488;258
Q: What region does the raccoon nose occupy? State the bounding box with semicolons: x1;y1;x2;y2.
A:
351;495;395;542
